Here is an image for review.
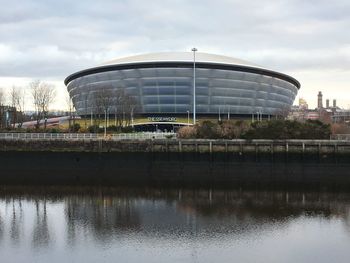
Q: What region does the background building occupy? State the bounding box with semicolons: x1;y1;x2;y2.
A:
65;52;300;128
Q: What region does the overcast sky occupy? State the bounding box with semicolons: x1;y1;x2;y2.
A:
0;0;349;110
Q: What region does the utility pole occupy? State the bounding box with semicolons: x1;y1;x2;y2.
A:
191;48;197;125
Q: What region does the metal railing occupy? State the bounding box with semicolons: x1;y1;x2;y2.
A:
330;134;350;140
0;132;177;141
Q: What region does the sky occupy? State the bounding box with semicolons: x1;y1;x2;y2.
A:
0;0;349;110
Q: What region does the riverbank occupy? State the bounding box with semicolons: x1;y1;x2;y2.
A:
0;139;350;189
1;138;350;154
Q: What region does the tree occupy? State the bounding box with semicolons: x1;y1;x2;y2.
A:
113;88;140;129
9;86;26;128
30;80;56;129
82;93;89;130
97;88;114;134
0;88;6;129
65;93;76;132
274;105;291;120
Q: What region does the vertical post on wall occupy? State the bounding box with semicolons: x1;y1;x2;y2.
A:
107;109;109;128
104;109;107;137
191;48;197;125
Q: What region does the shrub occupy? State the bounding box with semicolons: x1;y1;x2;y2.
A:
242;119;331;140
88;125;101;133
72;123;81;132
177;126;197;139
121;126;134;133
196;121;220;139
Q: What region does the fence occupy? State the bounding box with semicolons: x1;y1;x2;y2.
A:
330;134;350;140
0;132;177;141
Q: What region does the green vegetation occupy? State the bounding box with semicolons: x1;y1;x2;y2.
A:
178;119;331;140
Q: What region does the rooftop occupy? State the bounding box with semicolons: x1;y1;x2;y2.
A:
101;52;262;68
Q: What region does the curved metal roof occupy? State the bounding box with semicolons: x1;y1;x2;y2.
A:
101;52;261;68
64;52;300;89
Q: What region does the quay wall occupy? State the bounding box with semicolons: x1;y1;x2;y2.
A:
0;139;350;189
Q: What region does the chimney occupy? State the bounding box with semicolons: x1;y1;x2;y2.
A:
326;99;329;108
333;99;336;108
317;91;323;109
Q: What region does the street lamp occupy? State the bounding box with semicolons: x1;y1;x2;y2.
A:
191;47;197;125
186;110;190;126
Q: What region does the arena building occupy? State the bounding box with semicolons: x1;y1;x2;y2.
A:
65;52;300;129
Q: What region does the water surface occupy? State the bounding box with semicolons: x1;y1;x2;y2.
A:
0;187;350;263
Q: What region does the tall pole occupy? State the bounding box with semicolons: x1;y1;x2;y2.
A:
187;110;189;126
192;48;197;125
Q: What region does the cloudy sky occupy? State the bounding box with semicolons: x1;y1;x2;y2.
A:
0;0;349;110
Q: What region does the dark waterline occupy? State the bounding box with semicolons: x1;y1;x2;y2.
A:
1;186;350;263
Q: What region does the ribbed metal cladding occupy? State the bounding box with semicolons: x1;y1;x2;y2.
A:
66;64;299;116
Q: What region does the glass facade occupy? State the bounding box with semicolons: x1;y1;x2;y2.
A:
67;66;299;116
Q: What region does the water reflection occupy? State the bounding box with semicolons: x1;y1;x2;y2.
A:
0;188;350;262
32;200;51;248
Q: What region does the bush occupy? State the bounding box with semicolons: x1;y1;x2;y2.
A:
196;121;220;139
177;119;331;140
107;125;119;132
88;125;102;133
121;126;134;133
72;123;81;132
49;128;60;133
242;119;331;140
177;126;197;139
219;120;250;139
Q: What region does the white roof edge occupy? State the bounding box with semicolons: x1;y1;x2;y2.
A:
100;52;263;69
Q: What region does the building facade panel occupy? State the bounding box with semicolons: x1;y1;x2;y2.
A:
66;53;300;118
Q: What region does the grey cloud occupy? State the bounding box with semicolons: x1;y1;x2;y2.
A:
0;0;350;79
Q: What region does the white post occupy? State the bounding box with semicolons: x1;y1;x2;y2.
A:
192;48;197;125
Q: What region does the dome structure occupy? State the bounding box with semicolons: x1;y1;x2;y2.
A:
65;52;300;125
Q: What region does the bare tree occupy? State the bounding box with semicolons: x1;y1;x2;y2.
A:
82;93;89;130
30;80;56;129
113;88;140;129
274;105;291;120
0;88;5;106
95;88;114;135
9;86;26;128
0;88;6;129
65;93;75;132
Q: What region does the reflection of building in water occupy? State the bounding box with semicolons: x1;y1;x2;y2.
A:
63;190;350;242
1;190;350;249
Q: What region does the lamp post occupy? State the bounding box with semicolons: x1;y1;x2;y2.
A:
191;48;197;125
187;110;190;126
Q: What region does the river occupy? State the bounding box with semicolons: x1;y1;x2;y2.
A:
0;187;350;263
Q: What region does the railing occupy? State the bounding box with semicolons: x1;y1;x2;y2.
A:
0;132;177;141
330;134;350;140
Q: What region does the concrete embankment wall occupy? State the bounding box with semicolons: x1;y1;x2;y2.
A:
0;139;350;189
